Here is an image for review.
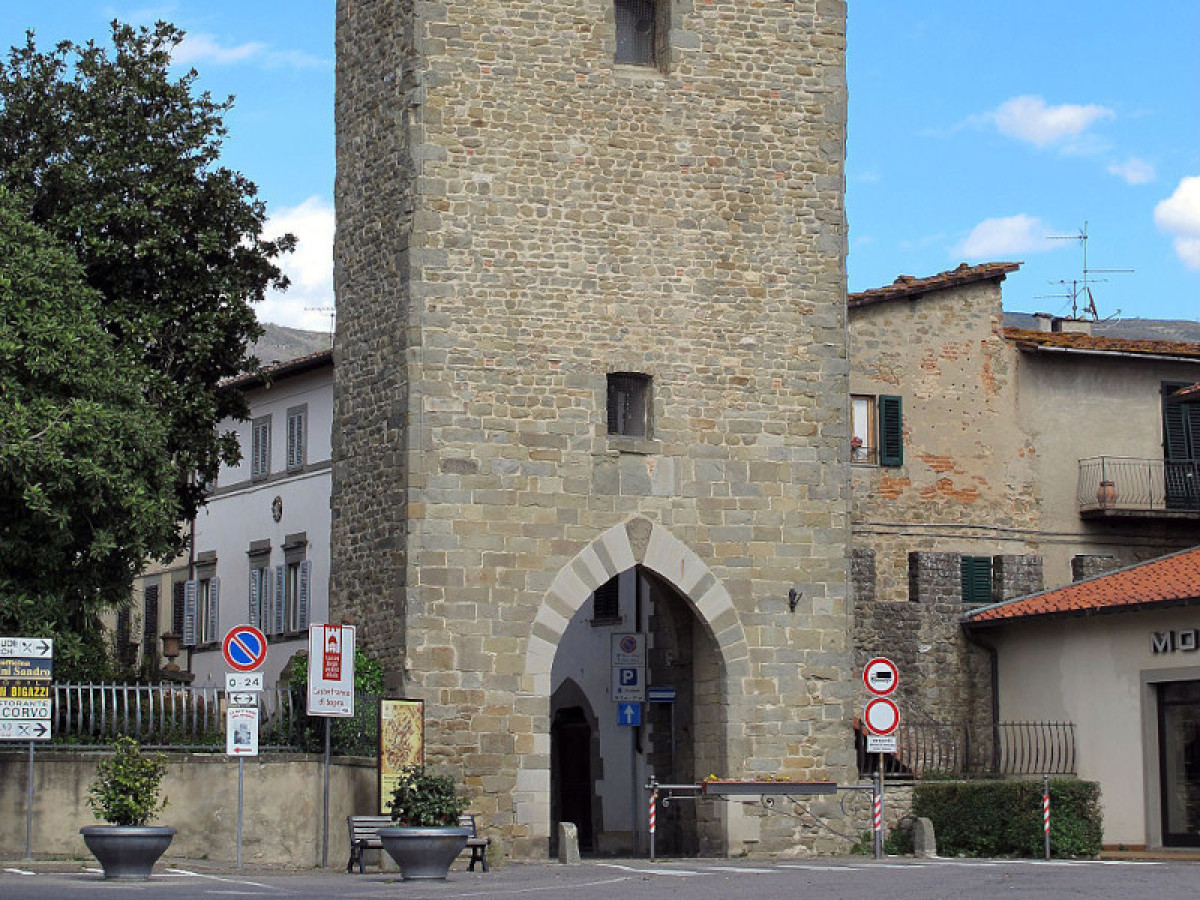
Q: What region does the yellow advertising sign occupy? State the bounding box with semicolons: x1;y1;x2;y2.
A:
378;699;424;815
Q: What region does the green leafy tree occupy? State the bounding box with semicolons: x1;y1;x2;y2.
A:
0;20;294;522
0;191;178;680
0;22;293;677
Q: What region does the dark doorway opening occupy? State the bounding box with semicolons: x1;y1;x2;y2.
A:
1159;680;1200;846
552;705;595;854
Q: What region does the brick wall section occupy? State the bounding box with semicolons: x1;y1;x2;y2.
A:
333;0;852;857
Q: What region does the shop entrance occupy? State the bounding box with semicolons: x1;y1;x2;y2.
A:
1158;680;1200;846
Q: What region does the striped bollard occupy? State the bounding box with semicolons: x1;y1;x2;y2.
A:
1043;775;1051;860
649;789;657;861
873;772;883;860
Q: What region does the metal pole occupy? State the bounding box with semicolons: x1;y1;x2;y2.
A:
322;717;331;868
237;757;244;871
23;741;34;861
873;757;884;860
630;726;639;855
1043;774;1051;860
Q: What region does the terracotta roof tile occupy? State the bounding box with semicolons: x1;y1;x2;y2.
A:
1004;329;1200;359
220;348;334;390
965;546;1200;625
849;262;1022;307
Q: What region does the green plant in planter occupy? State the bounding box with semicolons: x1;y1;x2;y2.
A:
388;765;467;827
86;736;168;826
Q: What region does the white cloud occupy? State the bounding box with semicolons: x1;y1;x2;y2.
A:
174;33;266;66
1107;157;1156;185
955;214;1054;258
1155;176;1200;271
989;95;1114;149
257;196;336;331
172;33;327;70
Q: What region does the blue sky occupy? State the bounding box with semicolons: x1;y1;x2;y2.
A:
2;2;1197;329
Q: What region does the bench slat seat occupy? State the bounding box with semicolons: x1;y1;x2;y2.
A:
346;814;490;874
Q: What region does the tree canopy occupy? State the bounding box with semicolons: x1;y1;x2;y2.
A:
0;21;294;678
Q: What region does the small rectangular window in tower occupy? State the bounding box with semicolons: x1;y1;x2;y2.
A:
607;373;652;438
615;0;658;66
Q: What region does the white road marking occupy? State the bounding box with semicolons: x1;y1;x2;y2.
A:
166;868;283;890
705;866;780;873
596;863;702;877
3;868;35;876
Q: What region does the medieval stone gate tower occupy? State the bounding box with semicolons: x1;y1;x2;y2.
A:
331;0;852;858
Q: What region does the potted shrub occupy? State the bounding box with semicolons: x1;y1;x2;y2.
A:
379;765;470;880
80;736;176;881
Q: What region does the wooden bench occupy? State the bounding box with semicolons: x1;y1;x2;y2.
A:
346;814;490;874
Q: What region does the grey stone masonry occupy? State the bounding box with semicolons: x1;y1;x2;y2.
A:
332;0;851;859
993;554;1043;602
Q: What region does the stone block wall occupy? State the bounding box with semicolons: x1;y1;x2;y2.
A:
333;0;853;858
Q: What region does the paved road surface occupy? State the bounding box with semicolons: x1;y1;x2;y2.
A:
2;857;1195;899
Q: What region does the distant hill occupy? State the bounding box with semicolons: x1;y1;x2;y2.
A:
1004;313;1200;343
251;323;333;366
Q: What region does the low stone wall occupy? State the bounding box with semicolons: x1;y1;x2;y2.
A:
0;749;377;867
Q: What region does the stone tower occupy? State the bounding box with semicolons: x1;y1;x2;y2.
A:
332;0;852;858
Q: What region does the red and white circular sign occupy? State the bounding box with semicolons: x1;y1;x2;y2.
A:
863;657;899;696
864;697;900;736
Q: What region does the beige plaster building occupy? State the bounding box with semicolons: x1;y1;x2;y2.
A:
331;0;853;859
966;547;1200;850
849;264;1200;727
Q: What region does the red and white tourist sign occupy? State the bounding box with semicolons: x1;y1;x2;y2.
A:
307;624;356;717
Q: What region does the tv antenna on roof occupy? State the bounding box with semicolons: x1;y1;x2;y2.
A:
304;306;336;344
1045;222;1131;321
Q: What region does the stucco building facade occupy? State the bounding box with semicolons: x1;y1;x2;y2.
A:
331;0;853;858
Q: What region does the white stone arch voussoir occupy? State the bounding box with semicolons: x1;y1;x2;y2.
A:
523;517;750;700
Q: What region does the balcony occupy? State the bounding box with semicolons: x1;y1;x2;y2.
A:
1078;456;1200;519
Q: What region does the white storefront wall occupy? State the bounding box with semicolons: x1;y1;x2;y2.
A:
991;605;1200;848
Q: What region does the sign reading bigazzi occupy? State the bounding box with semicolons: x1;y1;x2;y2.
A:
0;637;53;741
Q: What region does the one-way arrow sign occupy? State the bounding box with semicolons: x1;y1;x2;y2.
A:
618;702;642;726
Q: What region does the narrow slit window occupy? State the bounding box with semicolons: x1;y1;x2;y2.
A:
615;0;658;66
607;373;652;438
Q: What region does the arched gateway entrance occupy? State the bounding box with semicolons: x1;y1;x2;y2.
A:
522;518;751;857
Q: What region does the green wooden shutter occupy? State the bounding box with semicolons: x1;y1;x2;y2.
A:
878;395;903;467
960;556;993;605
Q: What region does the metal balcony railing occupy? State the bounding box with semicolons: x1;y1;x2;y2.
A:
857;722;1076;780
1078;456;1200;515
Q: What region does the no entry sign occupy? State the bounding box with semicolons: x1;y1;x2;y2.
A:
222;625;268;673
863;657;898;696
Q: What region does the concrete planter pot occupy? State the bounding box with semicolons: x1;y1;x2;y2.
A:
378;826;470;880
80;825;176;881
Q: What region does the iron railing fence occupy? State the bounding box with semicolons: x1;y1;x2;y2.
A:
46;683;381;755
1078;456;1200;514
858;721;1076;780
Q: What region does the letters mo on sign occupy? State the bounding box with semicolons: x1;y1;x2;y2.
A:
1151;630;1200;654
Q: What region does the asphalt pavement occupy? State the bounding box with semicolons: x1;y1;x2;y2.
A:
3;856;1200;900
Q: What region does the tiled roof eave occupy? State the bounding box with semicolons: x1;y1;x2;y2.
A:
963;593;1200;629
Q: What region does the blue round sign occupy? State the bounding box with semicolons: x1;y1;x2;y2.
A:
222;625;268;672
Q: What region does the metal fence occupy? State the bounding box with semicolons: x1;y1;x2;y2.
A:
858;722;1076;779
1078;456;1200;513
47;683;380;755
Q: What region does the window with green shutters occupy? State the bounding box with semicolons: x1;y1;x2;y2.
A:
878;395;903;467
961;556;993;605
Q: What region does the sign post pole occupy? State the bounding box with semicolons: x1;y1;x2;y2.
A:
237;757;244;871
307;624;356;868
221;625;267;873
25;740;34;861
323;717;331;869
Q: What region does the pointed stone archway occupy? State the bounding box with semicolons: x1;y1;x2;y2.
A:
518;517;752;850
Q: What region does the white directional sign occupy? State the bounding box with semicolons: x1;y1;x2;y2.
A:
612;665;645;703
1;636;52;741
0;720;50;740
0;699;51;719
867;734;898;753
